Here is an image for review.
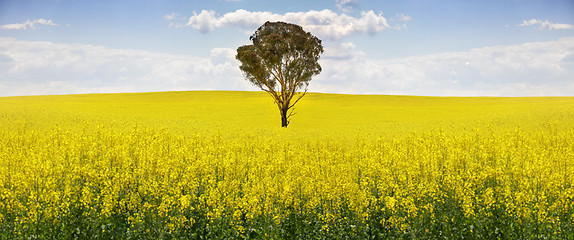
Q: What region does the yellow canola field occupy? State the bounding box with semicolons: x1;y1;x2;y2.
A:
0;91;573;239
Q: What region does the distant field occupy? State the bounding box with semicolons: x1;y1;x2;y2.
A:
1;91;573;239
2;91;573;137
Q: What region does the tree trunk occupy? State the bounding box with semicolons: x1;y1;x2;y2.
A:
280;106;289;127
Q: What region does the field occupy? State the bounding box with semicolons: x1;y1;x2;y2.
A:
1;91;573;239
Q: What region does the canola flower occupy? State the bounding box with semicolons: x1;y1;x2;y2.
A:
0;91;573;239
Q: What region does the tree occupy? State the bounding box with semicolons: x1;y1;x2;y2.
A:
236;21;324;127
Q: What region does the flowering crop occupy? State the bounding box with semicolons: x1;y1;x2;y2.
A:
0;91;573;239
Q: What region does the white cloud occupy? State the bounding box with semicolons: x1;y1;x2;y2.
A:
1;37;573;97
164;13;179;21
210;48;236;65
388;13;411;30
0;38;247;96
396;13;411;22
184;9;391;40
165;13;184;28
0;18;59;30
334;0;358;12
517;19;574;30
322;42;365;60
313;37;574;96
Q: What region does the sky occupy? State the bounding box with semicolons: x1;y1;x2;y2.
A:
0;0;573;97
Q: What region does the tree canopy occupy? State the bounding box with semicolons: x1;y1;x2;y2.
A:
236;21;324;127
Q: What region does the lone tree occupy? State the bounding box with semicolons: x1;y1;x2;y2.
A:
236;21;324;127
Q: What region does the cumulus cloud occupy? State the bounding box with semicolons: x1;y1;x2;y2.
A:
0;38;247;96
184;9;390;40
313;37;574;96
517;19;574;30
0;18;59;30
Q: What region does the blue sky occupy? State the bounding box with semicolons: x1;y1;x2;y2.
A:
1;0;573;96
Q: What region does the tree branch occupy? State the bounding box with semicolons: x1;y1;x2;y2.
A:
257;77;282;107
288;83;308;109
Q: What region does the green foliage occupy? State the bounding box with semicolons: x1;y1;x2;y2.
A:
236;22;324;127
